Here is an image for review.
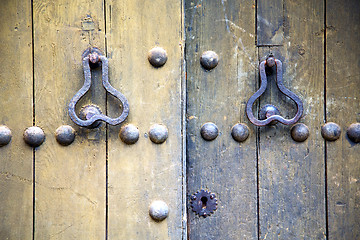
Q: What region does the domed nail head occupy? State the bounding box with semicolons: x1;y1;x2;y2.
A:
0;125;12;146
231;123;250;142
149;124;168;144
149;200;169;221
200;122;219;141
148;47;167;68
321;122;341;141
55;125;75;146
24;126;45;147
290;123;309;142
347;123;360;143
119;124;139;144
200;51;219;70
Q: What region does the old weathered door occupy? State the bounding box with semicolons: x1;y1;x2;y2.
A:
0;0;359;240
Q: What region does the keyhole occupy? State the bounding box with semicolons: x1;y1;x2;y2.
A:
201;196;208;209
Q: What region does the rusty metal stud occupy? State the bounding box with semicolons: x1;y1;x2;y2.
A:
321;122;341;141
148;47;167;68
0;125;12;146
79;104;102;129
259;104;281;125
231;123;250;142
55;125;75;146
149;124;168;144
290;123;309;142
266;56;276;68
200;51;219;70
24;126;45;147
149;200;169;221
119;124;139;144
347;123;360;143
200;122;219;141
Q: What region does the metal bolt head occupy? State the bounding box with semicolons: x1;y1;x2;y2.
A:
119;124;139;144
200;51;219;70
0;125;12;146
24;126;45;147
266;57;276;68
79;104;102;128
149;124;168;144
321;122;341;141
148;47;167;68
259;104;281;125
200;122;219;141
55;125;75;146
149;200;169;221
231;123;250;142
290;123;309;142
347;123;360;143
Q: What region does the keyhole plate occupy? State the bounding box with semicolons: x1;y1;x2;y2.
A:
190;189;217;217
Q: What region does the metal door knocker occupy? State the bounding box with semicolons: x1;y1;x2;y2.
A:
246;56;303;126
68;48;129;128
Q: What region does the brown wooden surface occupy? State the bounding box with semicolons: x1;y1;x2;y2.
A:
33;0;106;238
0;0;359;239
326;0;360;239
257;0;283;46
106;0;184;239
0;0;33;239
257;1;326;239
186;1;258;239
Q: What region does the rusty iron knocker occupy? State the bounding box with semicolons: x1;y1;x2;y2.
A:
246;56;303;126
68;48;129;128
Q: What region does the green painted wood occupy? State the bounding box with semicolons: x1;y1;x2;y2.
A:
186;0;258;239
0;0;33;238
257;1;326;239
33;0;106;238
326;0;360;239
257;0;284;46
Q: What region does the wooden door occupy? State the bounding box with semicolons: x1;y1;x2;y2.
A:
0;0;359;240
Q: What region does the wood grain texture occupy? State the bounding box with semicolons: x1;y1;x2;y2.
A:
106;1;184;239
326;0;360;239
0;0;33;239
257;0;283;46
186;1;258;239
33;0;106;238
257;1;326;239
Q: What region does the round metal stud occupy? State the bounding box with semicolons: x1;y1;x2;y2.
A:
79;104;102;128
347;123;360;143
321;122;341;141
231;123;250;142
290;123;309;142
266;56;276;68
149;200;169;221
119;124;139;144
24;126;45;147
200;122;219;141
149;124;168;144
148;47;167;68
0;125;12;146
259;104;281;125
200;51;219;70
55;125;75;146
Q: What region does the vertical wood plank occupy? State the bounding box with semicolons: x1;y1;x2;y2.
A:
106;0;184;238
0;0;33;238
326;0;360;239
257;1;325;239
257;0;284;46
33;0;106;238
186;1;258;239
